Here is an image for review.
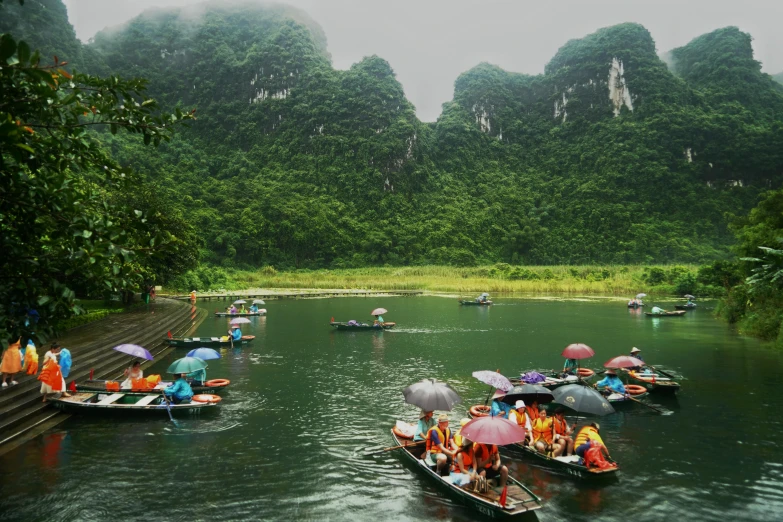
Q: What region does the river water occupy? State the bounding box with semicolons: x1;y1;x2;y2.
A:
1;296;782;521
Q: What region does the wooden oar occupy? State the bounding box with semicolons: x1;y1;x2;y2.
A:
624;394;664;414
645;364;676;379
367;439;424;455
161;393;179;426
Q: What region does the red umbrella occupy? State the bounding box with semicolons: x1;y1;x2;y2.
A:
603;355;644;368
459;415;526;446
561;343;595;360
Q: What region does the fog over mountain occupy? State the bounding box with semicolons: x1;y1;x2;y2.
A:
62;0;783;121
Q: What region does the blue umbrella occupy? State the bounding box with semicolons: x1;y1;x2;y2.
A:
113;344;153;361
185;347;221;360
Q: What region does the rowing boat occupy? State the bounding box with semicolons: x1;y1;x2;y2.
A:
165;335;255;347
214;311;266;317
75;378;230;394
622;370;680;394
674;304;696;311
330;322;395;330
49;391;219;415
390;429;543;517
460;300;493;306
644;311;686;317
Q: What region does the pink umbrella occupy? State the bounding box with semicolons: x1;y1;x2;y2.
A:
370;308;387;316
561;343;595;360
603;355;644;368
459;415;526;446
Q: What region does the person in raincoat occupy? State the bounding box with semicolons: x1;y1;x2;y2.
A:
563;357;578;375
229;325;242;341
163;374;194;404
24;342;39;375
595;370;626;395
650;306;666;315
39;342;70;402
1;339;23;388
186;366;207;385
249;303;259;313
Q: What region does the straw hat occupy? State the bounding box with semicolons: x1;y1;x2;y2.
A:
631;347;641;353
419;410;432;419
606;369;616;375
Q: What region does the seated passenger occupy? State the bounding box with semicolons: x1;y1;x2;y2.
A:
595;370;626;395
163;374;194;404
508;400;532;445
249;304;259;313
414;410;436;442
239;305;247;313
229;305;238;314
453;436;477;481
474;441;508;487
490;399;512;418
525;400;540;423
552;407;574;457
531;408;555;454
121;361;143;390
427;414;456;476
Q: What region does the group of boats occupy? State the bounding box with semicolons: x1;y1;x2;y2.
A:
628;293;697;316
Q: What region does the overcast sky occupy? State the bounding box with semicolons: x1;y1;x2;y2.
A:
62;0;783;121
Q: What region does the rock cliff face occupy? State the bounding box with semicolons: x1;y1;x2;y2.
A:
3;1;783;266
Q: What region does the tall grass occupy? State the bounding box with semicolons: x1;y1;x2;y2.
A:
209;265;701;296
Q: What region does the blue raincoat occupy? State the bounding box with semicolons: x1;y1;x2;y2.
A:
164;378;193;403
59;348;73;378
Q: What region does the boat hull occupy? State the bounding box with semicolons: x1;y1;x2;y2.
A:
645;311;686;317
214;311;266;316
49;392;218;415
622;370;680;394
674;305;696;311
460;300;493;306
330;322;395;330
76;379;229;394
504;442;619;480
165;335;255;347
391;431;543;517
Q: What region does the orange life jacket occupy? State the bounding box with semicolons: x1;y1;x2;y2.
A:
509;408;527;428
453;446;474;471
575;426;604;447
474;443;498;469
526;405;539;421
532;417;554;444
552;416;569;436
426;426;451;453
584;442;613;469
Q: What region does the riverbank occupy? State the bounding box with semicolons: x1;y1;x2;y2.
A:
168;264;715;296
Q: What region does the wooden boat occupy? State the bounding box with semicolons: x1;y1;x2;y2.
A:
622;370;680;394
391;429;543;517
330;321;395;330
510;369;595;390
49;391;219;415
214;310;266;317
602;387;649;406
674;304;696;311
76;378;230;394
627;302;644;308
165;335;255;347
644;311;686;317
460;300;493;306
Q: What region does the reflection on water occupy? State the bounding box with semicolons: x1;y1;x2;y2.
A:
1;297;783;521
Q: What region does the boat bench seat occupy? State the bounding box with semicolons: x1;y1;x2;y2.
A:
135;395;159;406
555;455;582;463
96;393;125;405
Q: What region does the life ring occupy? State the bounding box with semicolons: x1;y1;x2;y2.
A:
192;394;222;404
205;379;230;387
630;371;655;384
577;368;595;378
470;404;491;417
625;384;646;396
392;424;414;440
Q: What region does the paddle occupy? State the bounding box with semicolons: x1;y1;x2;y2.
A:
161;392;179;426
645;364;676;379
367;439;425;455
623;393;665;414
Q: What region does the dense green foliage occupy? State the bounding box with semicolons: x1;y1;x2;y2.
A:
4;1;783;274
0;19;197;344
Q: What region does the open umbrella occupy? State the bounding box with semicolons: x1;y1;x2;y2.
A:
166;357;207;375
552;384;615;416
112;344;153;361
233;299;247;304
253;299;266;305
472;370;513;392
185;348;221;361
371;308;388;316
636;293;647;299
603;355;644;369
480;293;490;297
561;343;595;360
500;384;554;405
459;415;527;446
403;378;462;411
684;294;695;299
230;317;251;325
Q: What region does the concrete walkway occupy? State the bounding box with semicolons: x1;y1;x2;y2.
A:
0;298;206;456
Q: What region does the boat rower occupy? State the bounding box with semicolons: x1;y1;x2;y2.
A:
163;374;194;404
563;357;578;375
249;304;259;313
414;410;436;441
595;370;626;395
650;306;666;315
229;325;242;341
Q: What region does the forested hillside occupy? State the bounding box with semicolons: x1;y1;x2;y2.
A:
3;0;783;269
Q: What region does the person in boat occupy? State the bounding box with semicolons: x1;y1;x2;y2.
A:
373;314;385;327
563;357;578;376
574;422;611;461
650;306;666;315
239;304;248;313
249;303;259;313
595;370;626;396
474;441;508;488
228;304;238;314
490;398;512;418
526;400;540;422
1;338;23;388
426;414;456;476
187;366;207;386
38;342;70;402
121;361;144;390
630;347;644;362
552;407;575;457
531;408;555;454
229;325;242;342
508;400;532;445
163;374;194;404
452;418;470;448
414;410;436;442
453;435;477;481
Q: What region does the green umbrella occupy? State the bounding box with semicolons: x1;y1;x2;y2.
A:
167;356;207;374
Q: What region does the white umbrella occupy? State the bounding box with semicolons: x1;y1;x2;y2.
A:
636;293;647;299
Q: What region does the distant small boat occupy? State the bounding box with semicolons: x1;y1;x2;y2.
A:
644;311;686;317
166;335;255;347
460;300;493;306
214;311;266;316
674;304;696;310
49;391;219;415
330;321;395;330
627;302;644;308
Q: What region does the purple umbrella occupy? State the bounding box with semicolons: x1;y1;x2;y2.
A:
472;370;513;392
112;344;153;360
230;317;251;325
